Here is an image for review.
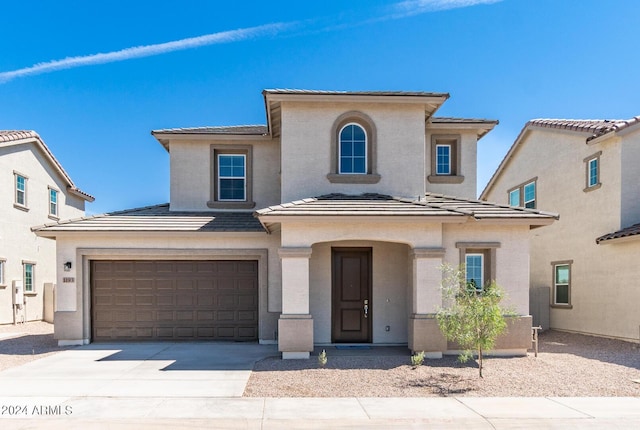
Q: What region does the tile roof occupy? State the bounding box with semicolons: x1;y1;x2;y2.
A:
33;204;266;233
263;89;450;98
0;130;94;201
256;193;557;222
596;223;640;244
527;117;640;142
430;117;499;125
151;125;268;135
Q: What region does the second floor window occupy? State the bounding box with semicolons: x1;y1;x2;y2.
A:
508;179;536;209
217;154;246;201
588;158;598;187
339;123;367;174
15;174;27;206
436;144;451;175
49;188;59;217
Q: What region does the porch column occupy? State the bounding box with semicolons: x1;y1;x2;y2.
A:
278;247;314;359
408;247;447;358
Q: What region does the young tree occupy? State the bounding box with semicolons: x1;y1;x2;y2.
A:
436;264;511;378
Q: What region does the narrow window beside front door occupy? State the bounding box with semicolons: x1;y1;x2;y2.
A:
465;254;484;290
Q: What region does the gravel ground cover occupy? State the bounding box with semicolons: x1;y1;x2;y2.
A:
0;321;72;372
244;330;640;397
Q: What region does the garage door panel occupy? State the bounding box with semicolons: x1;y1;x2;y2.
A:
92;260;258;341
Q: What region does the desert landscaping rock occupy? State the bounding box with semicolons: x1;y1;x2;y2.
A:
244;330;640;397
0;322;72;372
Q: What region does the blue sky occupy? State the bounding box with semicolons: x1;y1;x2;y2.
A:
2;0;639;215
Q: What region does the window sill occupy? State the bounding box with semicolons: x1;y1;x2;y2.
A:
207;201;256;209
0;284;7;289
326;173;381;184
583;183;601;193
550;304;573;309
13;203;29;212
24;292;37;297
427;175;464;184
48;215;60;221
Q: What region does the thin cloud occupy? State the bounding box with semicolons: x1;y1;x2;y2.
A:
0;1;502;83
0;22;295;83
393;0;503;17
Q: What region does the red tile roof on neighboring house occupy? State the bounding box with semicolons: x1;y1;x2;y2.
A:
596;223;640;244
527;117;640;142
0;130;94;201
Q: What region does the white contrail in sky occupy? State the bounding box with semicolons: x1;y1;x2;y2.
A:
0;0;501;83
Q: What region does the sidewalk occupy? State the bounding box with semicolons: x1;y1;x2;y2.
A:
1;396;639;429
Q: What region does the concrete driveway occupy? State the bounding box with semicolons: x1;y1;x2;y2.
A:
0;341;278;398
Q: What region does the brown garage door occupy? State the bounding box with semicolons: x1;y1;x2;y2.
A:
91;260;258;341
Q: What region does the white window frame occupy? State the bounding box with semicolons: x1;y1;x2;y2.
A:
508;178;537;209
49;188;59;217
509;189;520;207
588;157;598;188
15;173;27;207
0;259;5;286
465;253;484;290
435;144;452;175
217;154;246;201
338;123;368;175
523;181;536;209
553;262;571;306
23;262;35;293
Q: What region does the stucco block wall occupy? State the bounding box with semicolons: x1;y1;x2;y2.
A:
0;141;86;324
52;232;280;343
484;128;640;341
279;101;426;202
309;241;409;344
169;138;281;211
425;131;477;199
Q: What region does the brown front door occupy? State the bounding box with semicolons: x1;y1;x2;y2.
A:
332;248;372;343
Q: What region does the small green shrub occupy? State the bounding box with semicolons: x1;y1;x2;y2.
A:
410;351;425;367
318;349;327;367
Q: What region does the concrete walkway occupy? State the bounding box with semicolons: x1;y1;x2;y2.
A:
1;342;639;428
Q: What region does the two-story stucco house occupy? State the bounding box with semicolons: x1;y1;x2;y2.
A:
481;117;640;343
1;130;93;325
35;90;556;358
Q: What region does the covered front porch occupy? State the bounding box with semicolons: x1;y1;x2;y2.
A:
256;193;557;359
276;238;447;359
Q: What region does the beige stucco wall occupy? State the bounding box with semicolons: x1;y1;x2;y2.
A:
425;130;478;199
484;128;640;341
442;223;531;316
51;231;281;343
309;241;410;344
169;138;281;211
620;129;640;228
279;101;427;202
0;141;86;325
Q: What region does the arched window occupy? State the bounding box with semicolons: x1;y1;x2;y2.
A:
327;111;380;184
339;123;367;174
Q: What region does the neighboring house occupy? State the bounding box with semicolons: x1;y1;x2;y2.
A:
481;117;640;343
35;90;556;358
0;131;93;325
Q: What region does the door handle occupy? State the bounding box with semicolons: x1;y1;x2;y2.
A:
364;300;368;318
